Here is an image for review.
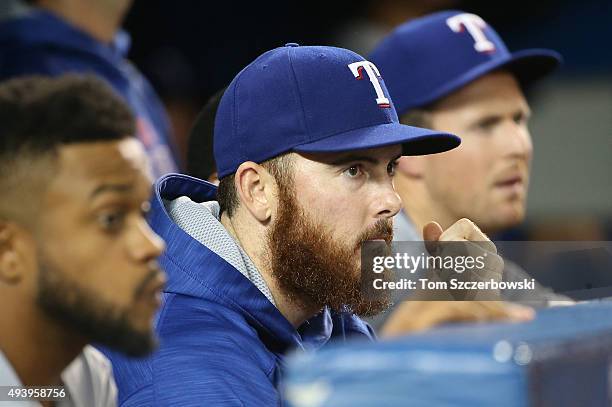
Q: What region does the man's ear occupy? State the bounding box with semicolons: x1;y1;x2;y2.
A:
396;156;425;178
234;162;275;223
0;222;32;285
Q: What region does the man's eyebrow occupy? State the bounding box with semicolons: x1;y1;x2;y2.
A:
330;155;380;166
472;115;502;127
90;183;134;199
330;153;402;167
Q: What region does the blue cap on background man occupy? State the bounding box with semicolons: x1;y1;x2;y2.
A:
369;10;562;115
214;43;461;179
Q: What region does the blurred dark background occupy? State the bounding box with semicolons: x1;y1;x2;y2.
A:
123;0;612;240
124;0;612;102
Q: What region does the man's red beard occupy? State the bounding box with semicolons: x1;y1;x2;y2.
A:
265;182;393;317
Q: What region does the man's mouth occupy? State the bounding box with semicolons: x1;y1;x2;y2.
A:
355;220;394;250
357;235;393;252
138;271;166;308
150;287;163;307
370;236;392;244
494;175;524;192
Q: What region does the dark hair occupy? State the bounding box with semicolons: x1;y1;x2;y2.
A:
217;154;294;218
0;74;135;155
186;87;226;180
0;75;135;222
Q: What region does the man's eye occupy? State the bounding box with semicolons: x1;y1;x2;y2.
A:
98;212;125;230
478;121;495;131
387;161;398;176
475;117;499;132
344;165;362;178
513;112;528;125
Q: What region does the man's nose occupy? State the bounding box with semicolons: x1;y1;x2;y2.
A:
129;218;166;262
375;183;402;219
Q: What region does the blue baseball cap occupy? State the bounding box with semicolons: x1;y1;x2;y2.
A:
369;10;562;115
214;43;460;179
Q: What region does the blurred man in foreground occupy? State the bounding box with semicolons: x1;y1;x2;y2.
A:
0;75;165;406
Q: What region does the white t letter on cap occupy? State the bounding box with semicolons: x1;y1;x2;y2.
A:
348;61;390;108
446;13;495;53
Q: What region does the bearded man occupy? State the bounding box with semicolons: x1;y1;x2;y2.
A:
105;44;531;406
0;75;166;406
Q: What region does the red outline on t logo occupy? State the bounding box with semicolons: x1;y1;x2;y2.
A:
348;61;391;108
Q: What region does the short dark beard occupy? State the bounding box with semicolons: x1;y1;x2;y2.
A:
36;258;157;358
266;181;393;317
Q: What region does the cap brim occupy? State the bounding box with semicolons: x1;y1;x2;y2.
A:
505;49;562;86
406;48;562;111
293;122;460;156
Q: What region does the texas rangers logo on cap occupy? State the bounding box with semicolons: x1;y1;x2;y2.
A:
446;13;496;53
368;10;561;115
348;61;391;108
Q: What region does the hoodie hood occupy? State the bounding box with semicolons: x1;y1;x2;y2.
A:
0;6;180;178
0;8;130;60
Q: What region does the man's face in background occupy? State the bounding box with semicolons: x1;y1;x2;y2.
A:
413;71;533;233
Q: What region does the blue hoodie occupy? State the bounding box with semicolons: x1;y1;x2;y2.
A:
0;9;179;177
103;174;375;406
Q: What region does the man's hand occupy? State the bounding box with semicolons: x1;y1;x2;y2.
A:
420;218;504;300
378;218;534;338
380;300;534;338
423;218;493;245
